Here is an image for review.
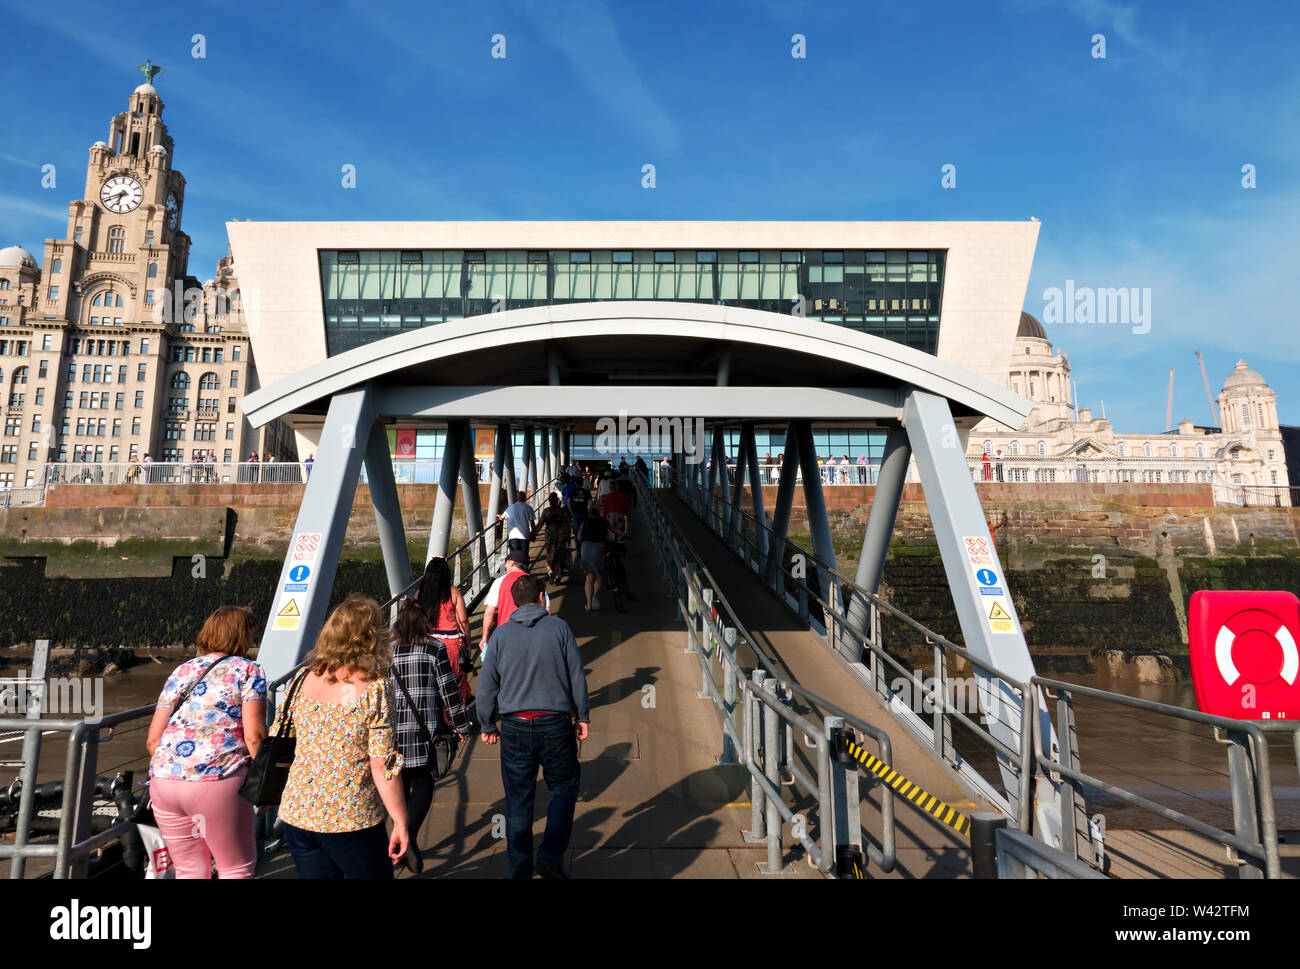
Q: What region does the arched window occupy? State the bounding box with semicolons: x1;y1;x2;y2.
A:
1142;442;1153;457
108;226;126;255
170;372;191;390
148;263;157;278
1036;440;1046;456
982;440;992;455
1170;444;1179;458
1117;442;1128;457
51;259;62;274
198;372;221;391
92;290;123;308
1009;440;1021;456
12;367;26;384
0;280;9;290
1196;443;1205;458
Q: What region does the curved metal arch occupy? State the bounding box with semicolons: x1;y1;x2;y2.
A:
241;301;1033;428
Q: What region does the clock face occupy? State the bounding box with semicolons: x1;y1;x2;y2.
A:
100;175;143;214
165;192;179;230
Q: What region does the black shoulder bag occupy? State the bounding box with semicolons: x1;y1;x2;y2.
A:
238;668;308;806
391;665;460;781
132;655;234;826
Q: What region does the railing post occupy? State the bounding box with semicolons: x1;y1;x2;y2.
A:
744;670;767;844
720;627;739;765
760;677;785;874
65;726;101;879
1226;729;1265;879
826;716;863;878
970;812;1007;879
933;641;953;764
8;639;49;880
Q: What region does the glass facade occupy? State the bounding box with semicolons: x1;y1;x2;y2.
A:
319;248;945;356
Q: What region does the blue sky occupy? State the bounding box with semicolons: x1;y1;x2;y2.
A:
1;0;1296;430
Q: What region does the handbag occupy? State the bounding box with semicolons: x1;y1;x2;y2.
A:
391;665;460;781
238;668;308;806
133;654;234;826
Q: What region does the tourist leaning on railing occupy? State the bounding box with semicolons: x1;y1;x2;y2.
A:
144;606;267;879
273;594;409;879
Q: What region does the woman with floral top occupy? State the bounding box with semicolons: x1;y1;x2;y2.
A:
145;606;266;879
274;594;410;879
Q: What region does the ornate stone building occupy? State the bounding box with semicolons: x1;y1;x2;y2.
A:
966;312;1290;502
0;68;293;491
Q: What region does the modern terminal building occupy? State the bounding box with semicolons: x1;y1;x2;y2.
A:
229;220;1041;470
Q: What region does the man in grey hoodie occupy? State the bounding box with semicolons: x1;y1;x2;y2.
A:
479;573;590;879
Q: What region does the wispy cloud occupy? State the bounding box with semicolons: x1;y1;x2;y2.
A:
522;0;681;153
0;193;67;222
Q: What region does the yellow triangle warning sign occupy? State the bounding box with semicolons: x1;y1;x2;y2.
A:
989;601;1011;621
277;598;300;618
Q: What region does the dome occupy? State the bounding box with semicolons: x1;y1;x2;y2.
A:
1017;310;1048;340
0;245;36;269
1222;360;1267;391
92;140;109;150
149;144;166;153
134;82;158;97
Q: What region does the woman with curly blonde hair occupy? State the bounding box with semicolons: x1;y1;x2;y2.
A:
274;594;410;878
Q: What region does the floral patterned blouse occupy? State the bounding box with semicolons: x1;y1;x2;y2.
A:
273;673;404;833
150;653;267;781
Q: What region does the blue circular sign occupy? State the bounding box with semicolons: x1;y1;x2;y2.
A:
289;565;311;583
976;568;998;586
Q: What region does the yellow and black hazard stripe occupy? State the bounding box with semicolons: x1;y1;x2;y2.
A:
844;739;972;838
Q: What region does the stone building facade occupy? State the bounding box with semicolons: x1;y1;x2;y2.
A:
966;312;1290;502
0;73;293;491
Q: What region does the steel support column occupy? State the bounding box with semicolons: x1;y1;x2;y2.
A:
726;425;747;547
364;418;411;604
502;426;519;504
793;419;840;616
486;423;509;544
523;425;537;495
711;424;730;533
846;425;910;636
765;424;800;586
740;422;769;567
427;418;466;565
902;388;1062;844
459;422;486;585
539;424;552;491
258;385;376;685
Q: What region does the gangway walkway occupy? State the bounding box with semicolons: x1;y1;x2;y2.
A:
260;521;822;879
654;491;986;878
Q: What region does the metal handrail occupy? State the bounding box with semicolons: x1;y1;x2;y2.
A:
637;474;895;876
682;476;1293;877
0;704;155;879
1030;675;1289;878
697;487;1032;823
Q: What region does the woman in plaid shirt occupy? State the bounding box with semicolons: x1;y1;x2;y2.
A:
389;593;473;874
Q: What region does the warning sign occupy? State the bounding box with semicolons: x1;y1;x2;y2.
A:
291;532;322;565
273;597;301;630
987;599;1016;635
963;535;995;569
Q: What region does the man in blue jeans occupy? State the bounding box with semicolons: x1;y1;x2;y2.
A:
478;573;590;878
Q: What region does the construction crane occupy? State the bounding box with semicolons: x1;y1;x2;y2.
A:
1195;351;1221;427
1166;368;1175;432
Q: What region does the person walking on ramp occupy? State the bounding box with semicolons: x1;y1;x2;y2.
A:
477;574;589;879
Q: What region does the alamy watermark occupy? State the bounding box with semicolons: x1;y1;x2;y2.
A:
0;671;103;721
1041;280;1151;335
594;411;706;464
